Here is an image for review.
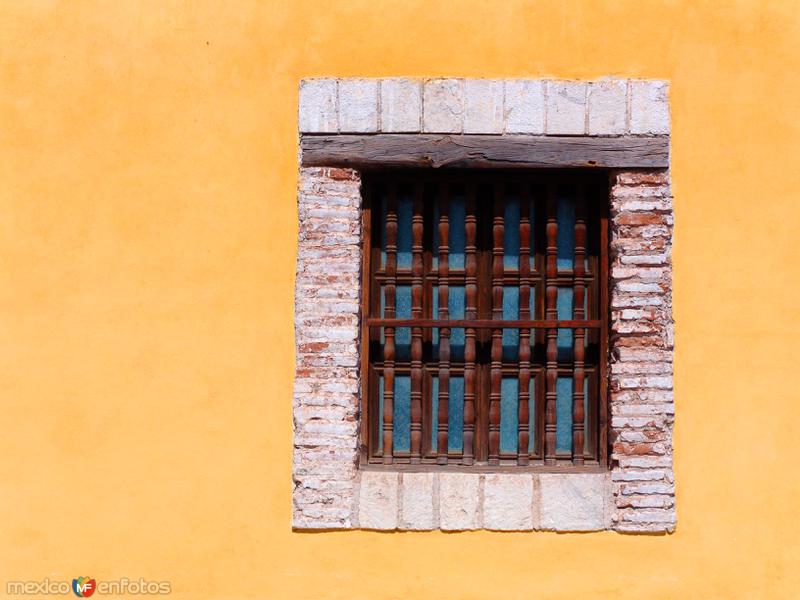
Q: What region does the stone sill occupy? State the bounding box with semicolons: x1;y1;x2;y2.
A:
355;471;614;532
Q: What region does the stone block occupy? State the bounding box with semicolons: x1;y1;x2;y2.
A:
400;472;436;530
546;80;587;135
423;79;464;133
630;80;670;134
504;80;545;134
338;79;378;133
539;473;609;531
438;473;480;530
357;471;398;530
299;79;337;132
380;78;422;132
483;473;534;530
588;79;627;135
464;79;504;133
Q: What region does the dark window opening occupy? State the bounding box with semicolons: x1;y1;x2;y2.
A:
359;170;609;469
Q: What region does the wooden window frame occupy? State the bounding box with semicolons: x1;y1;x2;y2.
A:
358;169;610;472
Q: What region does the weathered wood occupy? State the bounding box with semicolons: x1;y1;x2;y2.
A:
301;134;669;169
544;185;558;465
375;272;579;285
488;184;504;465
361;462;606;473
462;186;477;465
358;183;374;465
572;186;587;465
366;318;602;328
437;185;450;464
518;190;532;465
383;186;397;464
410;184;424;463
362;171;609;469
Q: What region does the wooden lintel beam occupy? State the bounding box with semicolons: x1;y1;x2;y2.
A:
300;134;669;169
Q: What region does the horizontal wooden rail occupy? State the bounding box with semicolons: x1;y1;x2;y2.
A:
301;134;669;169
366;318;602;329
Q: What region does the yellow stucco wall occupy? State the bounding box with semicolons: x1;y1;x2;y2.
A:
1;1;799;598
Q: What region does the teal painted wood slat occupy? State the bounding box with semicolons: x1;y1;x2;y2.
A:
500;377;536;454
431;376;465;452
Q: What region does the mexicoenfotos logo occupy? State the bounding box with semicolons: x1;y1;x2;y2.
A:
6;577;171;596
72;577;96;597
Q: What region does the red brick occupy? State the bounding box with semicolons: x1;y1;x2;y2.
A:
615;212;670;226
613;442;667;456
615;171;669;186
326;168;360;181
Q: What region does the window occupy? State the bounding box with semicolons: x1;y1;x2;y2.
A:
295;77;674;532
360;170;609;468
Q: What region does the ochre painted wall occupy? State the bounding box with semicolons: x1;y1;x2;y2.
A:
1;1;799;598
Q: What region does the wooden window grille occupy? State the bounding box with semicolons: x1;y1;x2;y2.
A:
359;170;609;468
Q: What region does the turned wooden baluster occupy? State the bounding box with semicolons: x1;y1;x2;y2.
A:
518;188;532;465
437;185;450;464
383;185;397;464
572;186;587;465
489;184;504;465
544;185;558;465
463;185;478;465
410;183;424;463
